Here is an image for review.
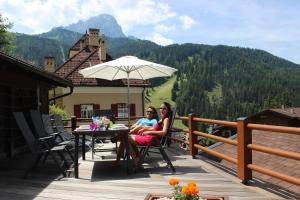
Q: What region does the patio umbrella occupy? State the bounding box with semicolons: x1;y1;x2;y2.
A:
79;56;177;125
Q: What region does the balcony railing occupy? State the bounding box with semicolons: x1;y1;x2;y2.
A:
65;114;300;187
171;114;300;187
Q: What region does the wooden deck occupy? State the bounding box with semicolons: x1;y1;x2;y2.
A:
0;143;285;200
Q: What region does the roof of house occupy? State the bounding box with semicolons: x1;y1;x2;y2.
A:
270;107;300;119
56;45;149;87
204;130;300;194
0;51;72;87
68;34;86;52
249;107;300;120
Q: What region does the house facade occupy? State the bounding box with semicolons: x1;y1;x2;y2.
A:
53;28;148;119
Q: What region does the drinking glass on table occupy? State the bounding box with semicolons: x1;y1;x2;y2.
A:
103;117;110;130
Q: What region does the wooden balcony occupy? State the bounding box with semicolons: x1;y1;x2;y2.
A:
0;144;282;199
0;115;299;199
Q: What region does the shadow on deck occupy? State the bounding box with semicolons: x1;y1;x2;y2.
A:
0;143;297;200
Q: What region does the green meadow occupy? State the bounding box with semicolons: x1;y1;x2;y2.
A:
146;76;187;129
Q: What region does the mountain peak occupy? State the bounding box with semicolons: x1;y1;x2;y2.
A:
64;14;126;38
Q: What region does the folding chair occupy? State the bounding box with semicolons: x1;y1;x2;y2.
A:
53;114;93;153
136;108;177;173
52;114;75;142
13;112;68;178
42;114;73;146
29;110;74;162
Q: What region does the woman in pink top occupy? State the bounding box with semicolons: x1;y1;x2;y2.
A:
115;102;172;168
130;102;172;167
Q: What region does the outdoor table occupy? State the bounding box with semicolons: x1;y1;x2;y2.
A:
72;125;130;178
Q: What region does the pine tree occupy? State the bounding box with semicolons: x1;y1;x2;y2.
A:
0;13;15;53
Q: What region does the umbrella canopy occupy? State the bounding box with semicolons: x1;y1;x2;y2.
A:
79;56;177;80
79;56;177;125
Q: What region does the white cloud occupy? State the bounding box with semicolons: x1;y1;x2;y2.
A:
179;15;199;30
0;0;177;34
154;24;176;33
145;33;174;46
0;0;90;33
112;0;176;32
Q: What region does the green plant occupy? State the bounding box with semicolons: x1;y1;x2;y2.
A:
49;104;68;120
168;178;200;200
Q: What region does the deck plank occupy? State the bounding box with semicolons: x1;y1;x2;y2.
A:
0;144;283;200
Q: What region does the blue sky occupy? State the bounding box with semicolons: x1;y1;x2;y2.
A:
1;0;300;64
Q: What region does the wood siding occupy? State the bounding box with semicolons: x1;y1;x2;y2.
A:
0;64;52;158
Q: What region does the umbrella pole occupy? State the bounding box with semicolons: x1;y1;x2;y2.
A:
127;72;130;126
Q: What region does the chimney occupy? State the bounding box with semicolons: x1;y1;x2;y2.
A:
80;39;84;50
88;28;100;47
99;38;106;61
44;56;55;72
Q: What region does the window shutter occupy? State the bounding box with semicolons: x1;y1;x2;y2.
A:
74;104;81;118
130;104;136;116
111;104;117;117
93;104;100;116
93;104;100;110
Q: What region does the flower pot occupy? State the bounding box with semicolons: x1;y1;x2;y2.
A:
144;193;226;200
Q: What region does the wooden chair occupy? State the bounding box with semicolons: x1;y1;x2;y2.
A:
136;108;176;173
13;112;68;178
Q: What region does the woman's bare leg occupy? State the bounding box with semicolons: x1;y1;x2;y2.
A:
128;135;140;168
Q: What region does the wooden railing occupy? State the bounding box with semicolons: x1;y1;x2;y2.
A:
66;114;300;187
170;114;300;186
64;116;145;130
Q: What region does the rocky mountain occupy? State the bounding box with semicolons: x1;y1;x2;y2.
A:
63;14;125;38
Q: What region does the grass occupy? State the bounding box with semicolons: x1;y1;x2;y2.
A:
146;75;176;108
146;76;187;129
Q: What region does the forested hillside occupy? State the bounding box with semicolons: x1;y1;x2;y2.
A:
106;37;159;58
12;29;300;120
35;27;82;47
138;44;300;120
13;34;69;68
13;28;160;67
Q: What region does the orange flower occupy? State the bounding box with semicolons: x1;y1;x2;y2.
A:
189;185;199;195
181;186;191;195
168;178;179;186
187;181;196;187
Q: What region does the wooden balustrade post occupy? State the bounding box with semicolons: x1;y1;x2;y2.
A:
188;113;197;158
237;117;252;183
71;116;77;131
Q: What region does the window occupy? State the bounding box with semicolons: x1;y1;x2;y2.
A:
117;103;128;118
111;103;135;118
81;104;93;118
